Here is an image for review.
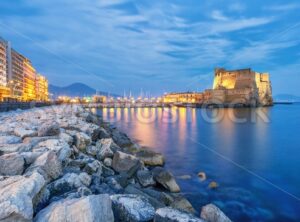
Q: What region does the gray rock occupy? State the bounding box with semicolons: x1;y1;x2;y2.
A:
14;128;37;139
111;129;132;147
111;194;155;222
98;127;111;139
75;132;91;151
34;187;50;213
0;135;22;144
20;152;44;165
104;158;112;167
91;183;115;195
125;185;165;209
102;165;116;177
26;151;62;182
0;171;46;222
77;186;93;197
0;143;32;154
0;153;25;176
68;159;87;169
47;173;91;197
38;122;60;137
152;167;180;193
34;139;72;163
23;136;57;147
86;145;98;156
59;132;73;145
77;172;92;187
86;113;100;124
170;194;196;214
96;138;119;160
112;151;141;176
154;207;205;222
137;170;156;187
136;149;165;166
200;204;232;222
105;177;124;193
34;194;114;222
142;188;174;206
83;160;102;176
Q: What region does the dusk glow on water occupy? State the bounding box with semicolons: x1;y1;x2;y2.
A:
96;104;300;221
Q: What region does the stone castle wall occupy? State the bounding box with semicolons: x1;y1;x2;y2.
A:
210;68;273;106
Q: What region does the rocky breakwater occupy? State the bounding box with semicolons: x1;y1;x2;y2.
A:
0;105;231;222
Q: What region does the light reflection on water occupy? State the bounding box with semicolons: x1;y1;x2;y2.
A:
95;105;300;222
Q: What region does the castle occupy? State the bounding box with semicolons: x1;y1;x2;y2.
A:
207;68;273;106
163;68;273;107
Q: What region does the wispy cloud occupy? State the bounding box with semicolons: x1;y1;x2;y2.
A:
0;0;299;95
228;3;246;12
266;3;300;11
211;10;229;21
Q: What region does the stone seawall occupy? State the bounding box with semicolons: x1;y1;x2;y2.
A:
0;101;52;113
0;105;231;222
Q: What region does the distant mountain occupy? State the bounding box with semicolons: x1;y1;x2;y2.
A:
49;83;118;98
274;94;300;102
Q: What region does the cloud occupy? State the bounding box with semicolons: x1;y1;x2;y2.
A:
266;3;300;11
226;23;300;66
211;10;229;21
228;3;246;12
98;0;130;7
191;16;274;37
0;0;298;95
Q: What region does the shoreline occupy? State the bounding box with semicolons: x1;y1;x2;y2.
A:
0;105;231;222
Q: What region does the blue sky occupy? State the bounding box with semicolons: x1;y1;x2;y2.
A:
0;0;299;96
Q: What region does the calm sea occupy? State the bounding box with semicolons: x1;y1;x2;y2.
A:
94;104;300;222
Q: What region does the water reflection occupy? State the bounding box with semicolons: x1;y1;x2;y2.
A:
96;106;300;222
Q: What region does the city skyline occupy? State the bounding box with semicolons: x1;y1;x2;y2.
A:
0;0;299;96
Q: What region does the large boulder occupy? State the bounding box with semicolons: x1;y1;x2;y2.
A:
26;151;62;182
136;170;156;187
85;113;100;124
59;132;74;145
75;132;91;151
111;129;132;147
20;152;44;165
0;153;25;176
98;127;111;139
111;194;155;222
34;194;114;222
152;167;180;193
96;138;120;160
47;173;91;197
33;139;72;163
112;151;141;176
14;128;37;139
135;149;165;166
141;188;174;206
23;136;58;147
0;135;22;144
38;122;60;137
169;194;195;214
154;207;205;222
124;185;165;209
0;171;46;222
200;204;232;222
0;143;32;154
